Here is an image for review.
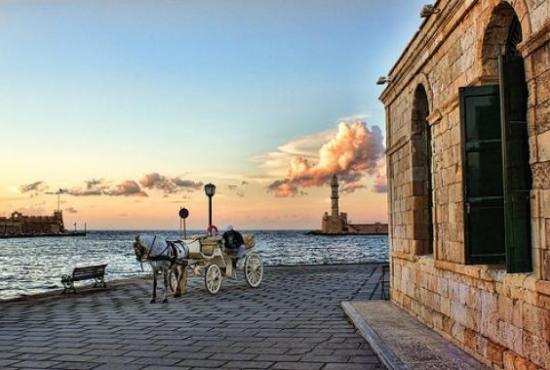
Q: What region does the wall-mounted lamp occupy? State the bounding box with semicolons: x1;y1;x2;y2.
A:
377;76;392;85
420;4;441;18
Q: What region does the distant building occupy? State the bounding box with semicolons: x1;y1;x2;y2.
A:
0;211;65;235
318;174;388;235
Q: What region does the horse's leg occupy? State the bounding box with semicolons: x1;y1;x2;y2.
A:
182;267;188;294
151;270;157;304
174;266;186;297
162;269;169;303
173;266;181;298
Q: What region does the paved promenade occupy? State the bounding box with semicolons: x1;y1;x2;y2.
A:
0;264;387;370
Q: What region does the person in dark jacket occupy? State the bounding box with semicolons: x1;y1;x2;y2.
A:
222;225;245;259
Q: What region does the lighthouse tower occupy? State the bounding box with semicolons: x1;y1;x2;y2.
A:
321;174;347;234
331;174;339;217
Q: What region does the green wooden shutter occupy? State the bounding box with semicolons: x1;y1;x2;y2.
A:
499;55;533;273
460;86;506;264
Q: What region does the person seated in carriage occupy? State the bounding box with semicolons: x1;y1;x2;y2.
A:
222;225;246;261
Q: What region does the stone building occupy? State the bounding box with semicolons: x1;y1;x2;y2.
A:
320;174;389;235
0;211;65;235
380;0;550;368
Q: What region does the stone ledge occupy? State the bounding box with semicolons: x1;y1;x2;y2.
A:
392;252;550;295
342;300;490;370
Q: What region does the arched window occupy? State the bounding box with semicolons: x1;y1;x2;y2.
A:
411;85;433;255
461;3;532;272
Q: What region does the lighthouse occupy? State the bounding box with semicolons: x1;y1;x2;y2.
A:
319;174;347;234
331;174;339;217
314;173;388;235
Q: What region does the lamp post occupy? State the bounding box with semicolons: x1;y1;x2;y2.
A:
204;183;216;234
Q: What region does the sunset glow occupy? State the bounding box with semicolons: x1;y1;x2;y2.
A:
0;0;426;229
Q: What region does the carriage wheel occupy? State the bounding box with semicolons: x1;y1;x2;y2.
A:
169;269;179;293
205;264;222;295
244;253;263;288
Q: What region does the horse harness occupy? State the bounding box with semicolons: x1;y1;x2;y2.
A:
143;236;187;267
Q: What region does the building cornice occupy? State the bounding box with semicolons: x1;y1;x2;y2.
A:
379;0;476;106
518;19;550;56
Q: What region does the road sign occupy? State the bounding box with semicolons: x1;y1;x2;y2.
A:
179;208;189;219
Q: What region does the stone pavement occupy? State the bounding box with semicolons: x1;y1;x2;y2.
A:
0;263;388;370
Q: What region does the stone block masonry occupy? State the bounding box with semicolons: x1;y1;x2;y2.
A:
380;0;550;368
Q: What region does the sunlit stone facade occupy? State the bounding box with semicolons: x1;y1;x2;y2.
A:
380;0;550;368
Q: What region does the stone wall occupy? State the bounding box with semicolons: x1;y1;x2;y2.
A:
348;223;389;234
0;211;65;235
380;0;550;368
392;256;550;369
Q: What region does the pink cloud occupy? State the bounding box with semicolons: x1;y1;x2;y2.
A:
105;180;148;197
267;121;385;197
373;175;388;193
139;173;202;194
341;183;367;194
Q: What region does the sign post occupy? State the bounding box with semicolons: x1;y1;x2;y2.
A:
179;208;189;239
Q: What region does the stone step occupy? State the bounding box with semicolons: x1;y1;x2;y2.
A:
342;301;490;370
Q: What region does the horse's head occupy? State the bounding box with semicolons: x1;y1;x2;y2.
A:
133;235;148;262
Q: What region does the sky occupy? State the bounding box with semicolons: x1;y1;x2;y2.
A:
0;0;427;230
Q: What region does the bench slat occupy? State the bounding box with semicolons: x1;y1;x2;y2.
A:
71;264;107;281
73;273;101;280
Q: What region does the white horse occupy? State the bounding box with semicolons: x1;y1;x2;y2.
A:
132;235;188;303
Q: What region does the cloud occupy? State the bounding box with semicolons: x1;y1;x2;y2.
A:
64;207;78;214
226;181;248;198
266;121;385;197
266;180;306;198
105;180;148;197
172;178;203;190
65;188;103;196
46;173;203;199
373;175;388;193
85;179;104;189
341;183;367;194
19;181;47;194
63;179;108;196
252;129;335;177
139;173;202;194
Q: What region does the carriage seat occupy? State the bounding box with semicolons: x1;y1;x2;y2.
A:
243;234;255;249
185;237;222;258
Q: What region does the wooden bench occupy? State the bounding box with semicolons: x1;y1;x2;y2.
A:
61;264;107;294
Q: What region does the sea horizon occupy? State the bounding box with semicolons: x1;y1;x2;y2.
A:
0;230;388;300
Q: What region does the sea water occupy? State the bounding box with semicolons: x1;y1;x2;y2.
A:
0;230;388;300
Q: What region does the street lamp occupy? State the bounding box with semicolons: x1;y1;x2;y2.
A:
204;183;216;234
420;4;440;18
376;76;392;85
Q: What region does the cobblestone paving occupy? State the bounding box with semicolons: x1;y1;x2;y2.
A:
0;264;387;370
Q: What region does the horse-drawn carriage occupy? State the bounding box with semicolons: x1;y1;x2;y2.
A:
133;233;263;302
170;234;263;294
